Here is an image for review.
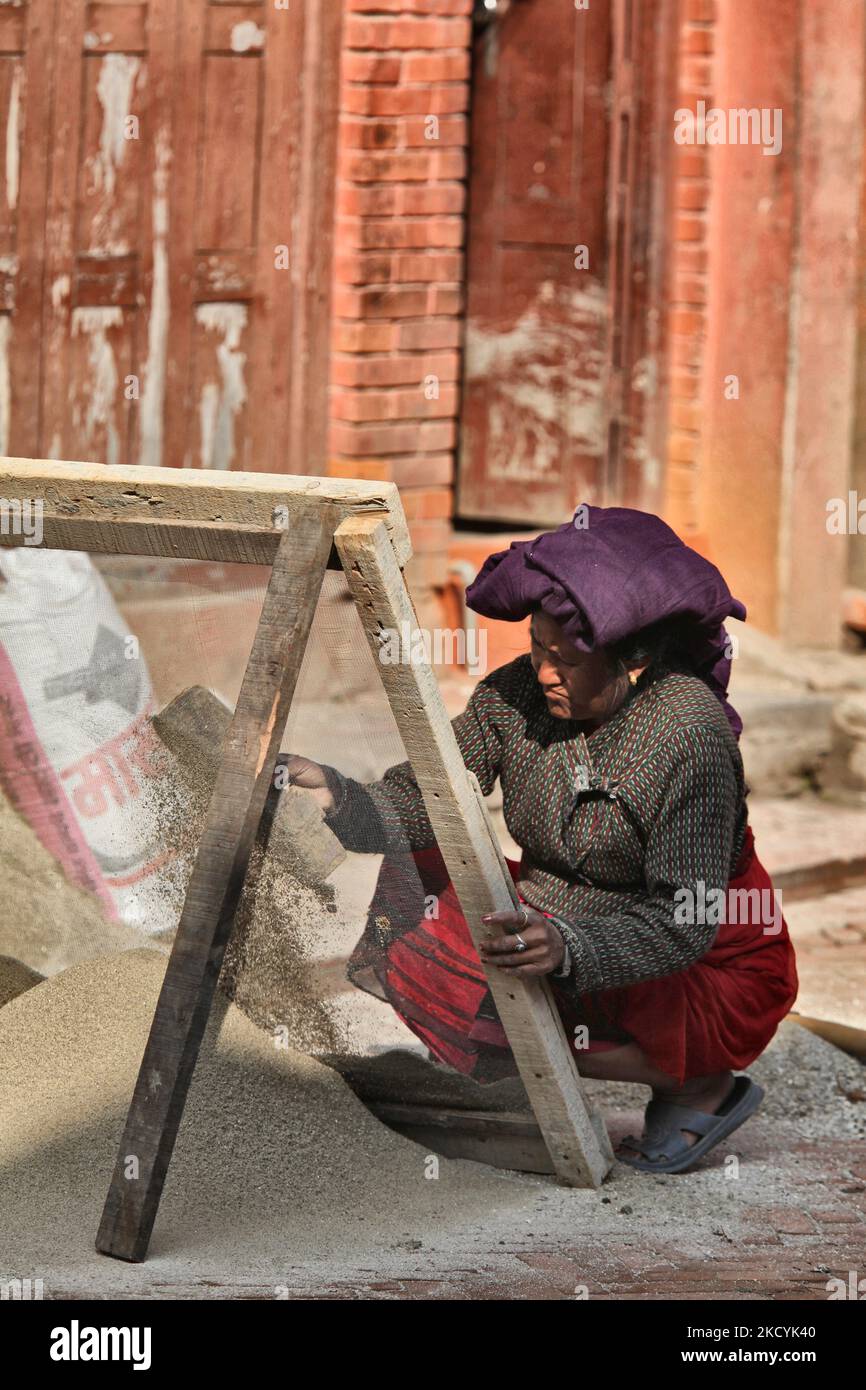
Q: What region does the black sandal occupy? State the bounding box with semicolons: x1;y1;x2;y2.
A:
616;1074;764;1174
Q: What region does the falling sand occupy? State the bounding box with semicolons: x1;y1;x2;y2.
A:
0;788;144;974
139;723;346;1055
0;779;342;1057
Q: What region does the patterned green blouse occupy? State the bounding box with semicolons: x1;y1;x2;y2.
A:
323;653;749;997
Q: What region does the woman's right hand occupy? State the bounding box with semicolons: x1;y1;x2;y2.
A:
280;754;335;814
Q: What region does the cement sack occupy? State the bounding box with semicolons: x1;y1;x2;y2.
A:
0;548;177;933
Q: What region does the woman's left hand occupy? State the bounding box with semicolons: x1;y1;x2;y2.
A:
478;907;566;976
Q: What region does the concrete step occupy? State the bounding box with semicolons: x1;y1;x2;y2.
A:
735;690;835;796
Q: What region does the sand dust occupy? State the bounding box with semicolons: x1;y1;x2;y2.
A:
0;733;348;1055
0;789;144;973
218;840;344;1053
140;730;344;1055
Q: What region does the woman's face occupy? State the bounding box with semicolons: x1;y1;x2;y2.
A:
529;610;640;725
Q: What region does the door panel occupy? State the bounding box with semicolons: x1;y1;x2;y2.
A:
1;0;341;476
40;1;165;469
4;0;57;457
458;0;673;525
458;0;613;524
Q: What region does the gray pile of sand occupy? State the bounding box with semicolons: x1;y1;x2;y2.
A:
0;949;533;1296
576;1019;866;1141
747;1018;866;1136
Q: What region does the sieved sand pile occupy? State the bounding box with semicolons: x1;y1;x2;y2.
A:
0;949;530;1293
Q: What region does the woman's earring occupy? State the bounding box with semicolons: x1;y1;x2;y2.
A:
628;670;638;686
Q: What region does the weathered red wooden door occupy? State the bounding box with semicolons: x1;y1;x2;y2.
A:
3;0;341;475
458;0;613;524
458;0;673;525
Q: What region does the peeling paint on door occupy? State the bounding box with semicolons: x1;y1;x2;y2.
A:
231;21;265;54
464;283;608;485
50;274;70;311
71;306;123;468
138;128;170;469
90;54;141;199
195;302;248;471
84;54;147;257
5;65;20;212
84;32;116;52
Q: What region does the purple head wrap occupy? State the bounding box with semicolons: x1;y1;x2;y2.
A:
464;505;746;739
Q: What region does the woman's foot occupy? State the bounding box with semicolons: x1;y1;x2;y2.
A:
613;1070;737;1160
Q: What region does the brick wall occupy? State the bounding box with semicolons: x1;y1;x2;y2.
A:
664;0;715;538
329;0;474;620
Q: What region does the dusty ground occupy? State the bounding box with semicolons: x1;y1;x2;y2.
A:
0;949;863;1301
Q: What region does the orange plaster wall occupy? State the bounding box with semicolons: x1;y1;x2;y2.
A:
690;0;798;635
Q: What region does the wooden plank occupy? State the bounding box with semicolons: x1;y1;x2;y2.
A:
197;54;260;252
367;1102;556;1175
773;855;866;901
0;456;412;565
333;513;614;1189
790;1013;866;1063
246;0;299;479
132;0;175;473
96;513;334;1262
0;513;350;568
614;0;679;512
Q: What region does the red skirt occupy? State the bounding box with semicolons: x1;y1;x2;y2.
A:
350;826;799;1087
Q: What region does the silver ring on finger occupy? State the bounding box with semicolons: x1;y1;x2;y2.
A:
514;933;528;953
